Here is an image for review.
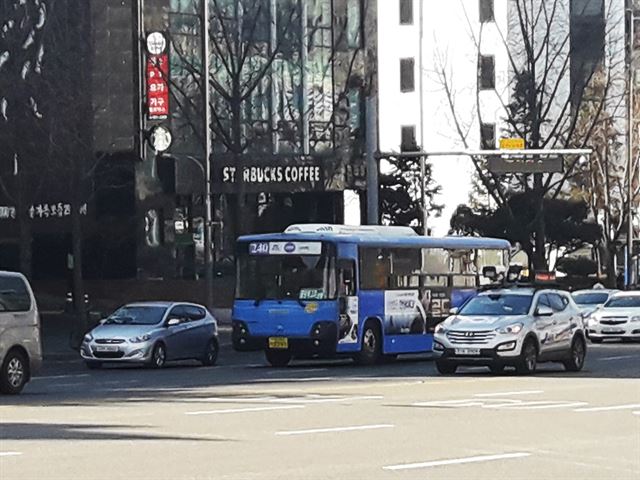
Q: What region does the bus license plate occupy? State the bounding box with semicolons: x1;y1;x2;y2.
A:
455;348;480;356
268;337;289;349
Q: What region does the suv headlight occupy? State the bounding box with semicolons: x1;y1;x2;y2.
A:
129;334;151;343
496;323;524;335
83;333;93;343
434;323;447;334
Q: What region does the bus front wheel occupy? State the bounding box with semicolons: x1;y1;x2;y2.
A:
265;350;292;367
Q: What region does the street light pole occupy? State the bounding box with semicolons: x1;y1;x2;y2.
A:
201;0;214;310
627;3;636;288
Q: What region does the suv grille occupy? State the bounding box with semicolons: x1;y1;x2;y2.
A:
446;330;496;344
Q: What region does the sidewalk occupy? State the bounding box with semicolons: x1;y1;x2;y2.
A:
40;308;232;361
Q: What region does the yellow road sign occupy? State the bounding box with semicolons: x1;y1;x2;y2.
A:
499;138;525;150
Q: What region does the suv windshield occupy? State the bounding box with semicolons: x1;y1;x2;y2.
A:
572;292;609;305
237;245;336;301
105;306;167;325
604;296;640;308
458;293;533;316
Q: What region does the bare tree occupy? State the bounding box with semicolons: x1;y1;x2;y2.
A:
0;0;48;277
569;66;640;285
435;0;627;270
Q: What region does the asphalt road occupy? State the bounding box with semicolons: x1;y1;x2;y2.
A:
1;338;639;480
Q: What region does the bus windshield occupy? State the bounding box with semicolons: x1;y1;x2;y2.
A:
237;248;336;301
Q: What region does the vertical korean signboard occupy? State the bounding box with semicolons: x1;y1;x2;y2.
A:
146;32;169;120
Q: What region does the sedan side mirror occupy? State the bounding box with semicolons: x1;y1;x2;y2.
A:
167;318;181;327
535;306;554;317
449;307;459;315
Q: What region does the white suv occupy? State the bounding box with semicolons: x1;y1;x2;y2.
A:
433;288;586;375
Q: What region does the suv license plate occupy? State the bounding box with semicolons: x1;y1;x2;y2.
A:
455;348;480;356
268;337;289;349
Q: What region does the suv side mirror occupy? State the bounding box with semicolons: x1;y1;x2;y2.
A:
167;318;181;327
449;307;459;315
535;306;554;317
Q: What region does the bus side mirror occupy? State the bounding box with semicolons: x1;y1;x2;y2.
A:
482;266;497;281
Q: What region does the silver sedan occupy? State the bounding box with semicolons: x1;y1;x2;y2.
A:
80;302;218;369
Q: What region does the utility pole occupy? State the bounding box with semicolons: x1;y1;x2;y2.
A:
365;97;379;225
627;2;636;288
201;0;214;310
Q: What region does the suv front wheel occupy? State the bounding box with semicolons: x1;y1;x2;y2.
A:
516;339;537;375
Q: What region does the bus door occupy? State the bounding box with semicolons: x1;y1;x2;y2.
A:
337;259;358;345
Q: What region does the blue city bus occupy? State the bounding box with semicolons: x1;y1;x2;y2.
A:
232;224;511;366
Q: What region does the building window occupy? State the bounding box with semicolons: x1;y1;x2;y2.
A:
400;0;413;25
480;123;496;149
479;55;495;89
479;0;494;23
400;125;417;151
400;58;415;92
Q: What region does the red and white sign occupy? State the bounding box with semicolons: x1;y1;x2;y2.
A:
146;53;169;120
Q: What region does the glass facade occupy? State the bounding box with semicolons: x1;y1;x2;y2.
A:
165;0;368;174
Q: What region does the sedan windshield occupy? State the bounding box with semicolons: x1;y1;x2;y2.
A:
458;294;533;316
105;306;167;325
572;292;610;305
604;296;640;308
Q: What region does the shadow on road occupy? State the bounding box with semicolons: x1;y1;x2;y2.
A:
0;422;231;442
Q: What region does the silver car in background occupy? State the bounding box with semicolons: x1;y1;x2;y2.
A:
571;288;618;319
81;302;218;369
585;292;640;343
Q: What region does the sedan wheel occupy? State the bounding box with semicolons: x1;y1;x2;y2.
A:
150;343;167;369
201;338;219;366
0;351;28;395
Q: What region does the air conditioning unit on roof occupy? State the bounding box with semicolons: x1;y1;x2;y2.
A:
284;224;418;236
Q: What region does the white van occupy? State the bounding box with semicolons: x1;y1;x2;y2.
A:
0;271;42;394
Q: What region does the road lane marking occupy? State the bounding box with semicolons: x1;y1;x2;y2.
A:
251;377;335;383
474;390;544;397
266;368;329;375
383;452;531;471
276;424;394;436
502;402;588;410
633;411;640;416
598;355;638;361
185;405;305;415
0;452;22;457
271;395;382;404
574;404;640;412
413;399;485;407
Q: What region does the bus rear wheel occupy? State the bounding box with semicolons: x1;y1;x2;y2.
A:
265;350;292;367
356;322;381;366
